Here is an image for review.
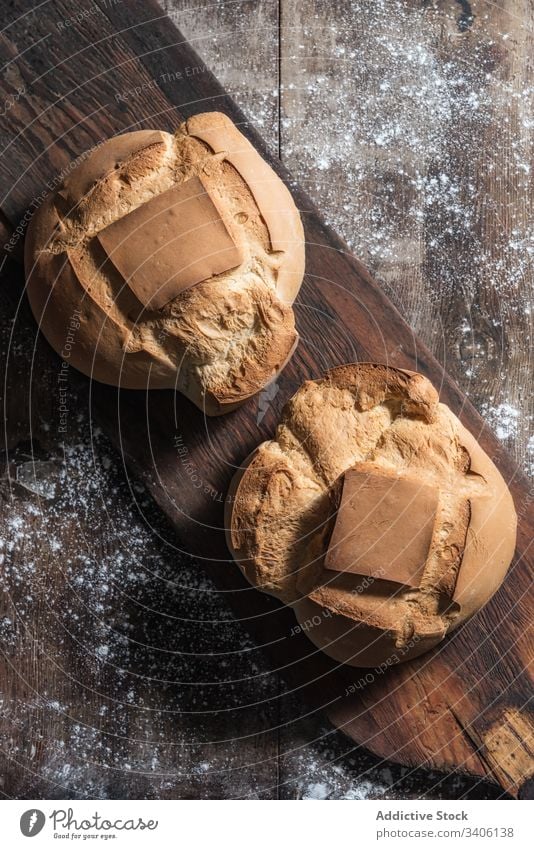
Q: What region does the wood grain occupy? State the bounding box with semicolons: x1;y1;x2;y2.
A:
278;0;533;477
0;0;532;799
161;0;280;153
0;266;283;800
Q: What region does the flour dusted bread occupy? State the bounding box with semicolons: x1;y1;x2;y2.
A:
25;113;304;414
226;364;517;667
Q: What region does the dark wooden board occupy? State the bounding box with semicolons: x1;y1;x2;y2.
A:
0;0;532;797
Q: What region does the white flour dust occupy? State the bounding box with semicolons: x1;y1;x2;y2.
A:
1;0;530;801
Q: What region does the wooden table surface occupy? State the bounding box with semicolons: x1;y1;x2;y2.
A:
0;0;532;799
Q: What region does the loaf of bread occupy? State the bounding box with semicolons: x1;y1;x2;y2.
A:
25;113;304;414
226;364;517;667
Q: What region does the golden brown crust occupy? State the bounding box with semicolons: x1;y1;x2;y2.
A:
25;114;304;412
226;363;517;666
185;112;305;305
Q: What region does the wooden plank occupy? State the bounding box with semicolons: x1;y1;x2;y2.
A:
279;0;534;476
278;0;534;795
0;267;281;799
0;0;282;799
161;0;280;153
0;0;531;796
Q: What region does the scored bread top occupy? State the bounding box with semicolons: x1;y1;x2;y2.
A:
227;364;517;660
96;175;244;310
25;114;305;411
324;464;440;588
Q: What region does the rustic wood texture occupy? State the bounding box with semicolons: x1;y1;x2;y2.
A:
0;0;532;800
164;0;534;477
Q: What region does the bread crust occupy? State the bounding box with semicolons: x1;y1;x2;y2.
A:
226;363;517;667
25;115;305;413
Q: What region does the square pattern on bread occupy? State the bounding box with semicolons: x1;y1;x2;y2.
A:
325;465;439;588
96;175;243;310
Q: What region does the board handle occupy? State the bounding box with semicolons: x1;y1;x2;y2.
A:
480;708;534;798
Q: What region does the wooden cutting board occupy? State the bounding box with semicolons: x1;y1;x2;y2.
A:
0;0;532;797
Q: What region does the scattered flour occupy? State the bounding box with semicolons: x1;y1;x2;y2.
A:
1;0;530;802
164;0;533;477
481;403;521;441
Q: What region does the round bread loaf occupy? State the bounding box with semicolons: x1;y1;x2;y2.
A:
226;364;517;667
25;112;304;414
